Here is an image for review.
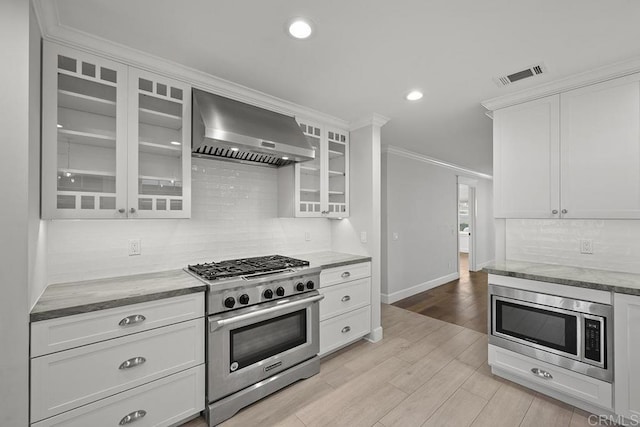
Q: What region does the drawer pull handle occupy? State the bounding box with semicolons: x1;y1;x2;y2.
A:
531;367;553;380
119;314;146;327
119;356;146;370
341;326;351;334
341;295;351;302
341;272;351;278
119;410;147;425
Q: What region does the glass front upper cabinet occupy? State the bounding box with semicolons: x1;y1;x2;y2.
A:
42;43;128;219
127;69;191;218
297;122;323;216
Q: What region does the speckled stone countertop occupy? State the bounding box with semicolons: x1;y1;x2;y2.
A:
485;260;640;295
293;251;371;269
31;270;207;322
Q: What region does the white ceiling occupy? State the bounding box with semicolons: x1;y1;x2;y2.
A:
52;0;640;174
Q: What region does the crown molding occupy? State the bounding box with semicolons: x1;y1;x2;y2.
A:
349;113;391;131
383;145;493;180
482;56;640;111
31;0;350;130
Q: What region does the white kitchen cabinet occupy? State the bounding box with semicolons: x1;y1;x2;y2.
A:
493;95;560;218
614;293;640;420
279;120;349;218
560;75;640;219
493;73;640;219
42;41;191;219
30;293;205;426
318;262;371;356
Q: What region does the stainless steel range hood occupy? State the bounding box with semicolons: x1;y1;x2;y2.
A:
192;88;315;167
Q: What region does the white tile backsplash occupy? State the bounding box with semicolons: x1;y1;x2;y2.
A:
46;158;332;284
506;219;640;274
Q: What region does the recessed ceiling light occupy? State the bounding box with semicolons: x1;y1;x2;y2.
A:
170;141;181;146
406;90;423;101
287;18;314;39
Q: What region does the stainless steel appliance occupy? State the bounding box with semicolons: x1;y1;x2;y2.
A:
186;255;322;426
192;88;315;167
489;284;612;382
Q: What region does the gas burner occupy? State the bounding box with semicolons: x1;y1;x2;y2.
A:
187;255;310;281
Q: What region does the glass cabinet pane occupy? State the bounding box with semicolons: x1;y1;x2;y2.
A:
327;130;347;214
55;55;119;212
298;123;322;213
136;78;184;213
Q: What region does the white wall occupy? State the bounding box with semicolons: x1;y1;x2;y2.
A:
381;149;494;303
331;122;383;342
506;219;640;274
46;158;332;283
0;0;31;424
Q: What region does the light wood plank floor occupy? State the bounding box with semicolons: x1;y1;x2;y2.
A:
181;304;593;427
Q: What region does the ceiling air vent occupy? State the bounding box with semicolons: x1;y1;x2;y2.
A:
494;63;548;87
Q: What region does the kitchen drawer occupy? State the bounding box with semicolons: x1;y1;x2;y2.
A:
319;278;371;321
32;365;205;427
31;318;204;422
31;293;204;357
320;262;371;288
488;344;612;410
319;306;371;356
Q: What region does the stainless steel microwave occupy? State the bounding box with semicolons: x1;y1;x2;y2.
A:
488;284;612;382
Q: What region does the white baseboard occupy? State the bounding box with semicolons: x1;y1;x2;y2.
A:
381;272;460;304
474;259;495;272
365;326;383;343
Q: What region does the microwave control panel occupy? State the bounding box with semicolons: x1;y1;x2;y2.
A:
584;317;603;364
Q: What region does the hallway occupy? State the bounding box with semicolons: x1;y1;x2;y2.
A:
393;253;488;334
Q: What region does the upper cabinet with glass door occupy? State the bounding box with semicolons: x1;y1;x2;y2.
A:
42;43;128;219
127;69;191;218
42;42;191;219
293;121;349;218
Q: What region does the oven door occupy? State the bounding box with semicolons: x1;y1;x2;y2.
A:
207;291;322;402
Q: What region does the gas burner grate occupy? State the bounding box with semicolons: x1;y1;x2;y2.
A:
188;255;309;281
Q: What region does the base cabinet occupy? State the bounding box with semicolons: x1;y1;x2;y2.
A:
614;293;640;420
318;262;371;356
30;293;205;426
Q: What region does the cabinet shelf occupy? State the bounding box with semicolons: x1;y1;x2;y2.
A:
139;108;182;130
300;188;321;193
328;150;344;159
139;141;182;157
329;170;344;177
58;90;116;117
58;168;115;178
139;174;182;184
58;129;116;148
328;191;345;195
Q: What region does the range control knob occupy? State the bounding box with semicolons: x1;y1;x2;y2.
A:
306;280;315;290
263;289;274;299
224;297;236;309
276;287;285;297
238;294;250;305
296;282;305;292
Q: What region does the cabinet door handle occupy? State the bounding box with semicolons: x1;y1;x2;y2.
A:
341;272;351;279
531;367;553;380
119;314;146;327
561;209;568;214
119;356;146;370
341;326;351;333
551;209;558;214
119;410;147;425
118;208;126;214
130;207;137;214
341;295;351;302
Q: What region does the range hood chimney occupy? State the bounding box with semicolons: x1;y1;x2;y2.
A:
192;88;315;167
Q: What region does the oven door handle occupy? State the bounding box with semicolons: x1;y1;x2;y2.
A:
210;294;324;331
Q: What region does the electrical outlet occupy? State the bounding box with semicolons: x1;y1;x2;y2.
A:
304;232;311;241
360;232;368;243
128;239;141;256
392;232;399;241
580;239;593;254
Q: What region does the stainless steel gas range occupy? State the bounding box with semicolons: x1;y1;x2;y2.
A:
185;255;323;426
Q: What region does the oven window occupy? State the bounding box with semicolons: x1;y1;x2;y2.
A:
230;309;307;371
495;299;578;355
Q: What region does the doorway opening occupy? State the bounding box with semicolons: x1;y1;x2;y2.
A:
457;178;477;273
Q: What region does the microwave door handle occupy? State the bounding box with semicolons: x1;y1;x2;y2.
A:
210;294;324;331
